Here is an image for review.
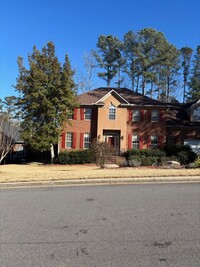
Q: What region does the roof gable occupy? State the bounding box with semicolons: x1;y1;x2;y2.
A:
77;87;165;107
95;89;129;105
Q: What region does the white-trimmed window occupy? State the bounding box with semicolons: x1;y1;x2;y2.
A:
132;110;140;122
132;134;139;149
150;134;158;148
192;107;200;121
151;110;159;122
84;133;91;149
66;132;73;148
109;104;116;120
68;110;73;120
84;108;91;120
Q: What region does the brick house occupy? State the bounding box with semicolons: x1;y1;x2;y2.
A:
60;87;200;155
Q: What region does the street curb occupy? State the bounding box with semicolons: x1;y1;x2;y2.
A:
0;176;200;188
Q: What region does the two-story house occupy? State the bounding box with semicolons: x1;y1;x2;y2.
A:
60;87;167;153
166;99;200;154
60;87;200;154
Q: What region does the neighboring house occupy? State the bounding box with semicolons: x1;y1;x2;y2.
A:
9;140;27;163
60;87;200;155
166;99;200;154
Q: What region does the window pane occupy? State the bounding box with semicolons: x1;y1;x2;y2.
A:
150;135;158;148
67;110;73;119
84;109;91;120
109;104;116;120
132;134;139;149
167;135;173;145
66;132;72;148
132;110;140;122
151;110;159;122
192;108;200;121
84;133;91;149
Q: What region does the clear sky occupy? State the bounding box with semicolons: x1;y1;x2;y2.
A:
1;0;200;99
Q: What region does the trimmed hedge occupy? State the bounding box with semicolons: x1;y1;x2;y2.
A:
125;149;166;159
124;146;197;166
54;149;95;164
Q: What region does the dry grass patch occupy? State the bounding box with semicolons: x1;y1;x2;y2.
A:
0;164;200;183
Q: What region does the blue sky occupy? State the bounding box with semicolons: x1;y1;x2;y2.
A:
1;0;200;99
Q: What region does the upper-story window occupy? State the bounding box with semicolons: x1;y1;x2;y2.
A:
151;110;159;122
192;107;200;121
84;108;91;120
132;110;140;122
109;104;116;120
68;110;73;120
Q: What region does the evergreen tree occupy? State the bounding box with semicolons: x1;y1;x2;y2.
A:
15;41;77;161
123;28;180;98
187;45;200;101
180;47;193;103
123;30;141;91
157;44;180;102
93;35;124;87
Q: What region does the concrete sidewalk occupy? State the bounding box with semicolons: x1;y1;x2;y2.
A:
1;176;200;188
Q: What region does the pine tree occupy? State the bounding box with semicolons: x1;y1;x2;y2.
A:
123;28;180;98
93;35;124;87
15;41;77;161
180;47;193;103
187;45;200;101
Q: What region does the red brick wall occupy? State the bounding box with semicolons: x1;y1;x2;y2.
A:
127;108;166;149
61;108;92;150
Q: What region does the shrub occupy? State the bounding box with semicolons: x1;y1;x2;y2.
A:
54;149;94;164
129;156;142;167
91;139;114;168
194;157;200;168
141;157;158;166
125;149;166;159
163;144;197;164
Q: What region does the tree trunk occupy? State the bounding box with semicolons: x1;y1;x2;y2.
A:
50;144;55;164
142;76;146;95
183;82;186;103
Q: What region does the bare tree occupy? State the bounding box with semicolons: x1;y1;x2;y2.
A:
0;116;19;164
0;97;19;164
75;51;97;93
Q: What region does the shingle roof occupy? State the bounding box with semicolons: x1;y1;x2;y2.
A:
78;87;165;106
166;100;200;127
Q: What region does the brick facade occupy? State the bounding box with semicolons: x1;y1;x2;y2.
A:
60;88;200;154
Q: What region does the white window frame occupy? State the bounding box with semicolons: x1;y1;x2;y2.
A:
84;108;91;120
132;134;139;149
68;110;73;120
151;110;159;122
66;132;73;148
109;104;116;120
192;107;200;121
84;133;91;149
132;110;140;122
150;134;158;148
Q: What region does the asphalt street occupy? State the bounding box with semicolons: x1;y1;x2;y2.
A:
0;183;200;267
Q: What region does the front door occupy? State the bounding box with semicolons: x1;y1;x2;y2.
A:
107;136;115;146
104;134;119;155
